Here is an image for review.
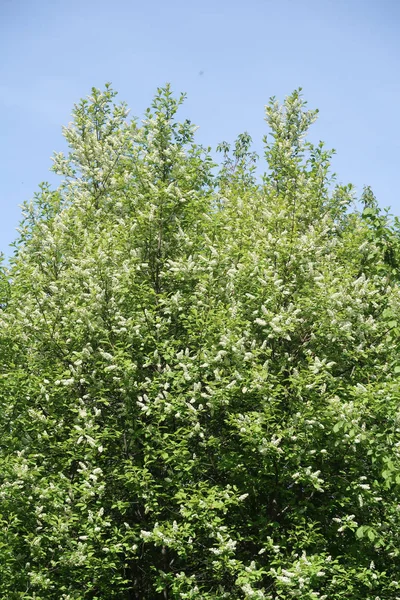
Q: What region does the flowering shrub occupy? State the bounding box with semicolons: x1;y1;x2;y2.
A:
1;84;400;598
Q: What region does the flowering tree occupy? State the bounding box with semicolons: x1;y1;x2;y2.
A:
1;84;400;599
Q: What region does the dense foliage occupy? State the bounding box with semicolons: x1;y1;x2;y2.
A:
1;84;400;599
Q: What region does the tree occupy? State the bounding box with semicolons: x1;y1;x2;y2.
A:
1;84;400;599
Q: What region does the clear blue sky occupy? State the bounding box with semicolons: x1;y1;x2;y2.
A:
1;0;399;256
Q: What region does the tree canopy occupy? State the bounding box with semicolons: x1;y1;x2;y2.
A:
1;84;400;599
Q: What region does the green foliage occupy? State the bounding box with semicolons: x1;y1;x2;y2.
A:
1;84;400;598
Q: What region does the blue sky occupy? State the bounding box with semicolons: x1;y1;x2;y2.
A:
1;0;399;256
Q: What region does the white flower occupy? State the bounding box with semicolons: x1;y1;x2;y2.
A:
254;318;267;326
141;530;152;539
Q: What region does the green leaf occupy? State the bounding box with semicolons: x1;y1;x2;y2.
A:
356;526;365;539
367;529;376;541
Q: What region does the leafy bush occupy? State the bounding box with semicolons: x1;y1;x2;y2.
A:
1;84;400;598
